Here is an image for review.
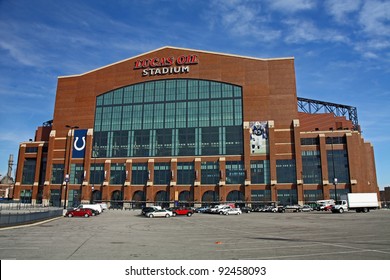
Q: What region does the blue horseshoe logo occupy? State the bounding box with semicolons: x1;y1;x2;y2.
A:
73;136;86;151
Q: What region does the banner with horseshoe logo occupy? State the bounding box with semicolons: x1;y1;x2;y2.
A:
72;129;88;158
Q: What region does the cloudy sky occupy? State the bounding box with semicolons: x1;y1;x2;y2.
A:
0;0;389;189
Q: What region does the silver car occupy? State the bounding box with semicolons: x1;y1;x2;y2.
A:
146;209;173;218
220;208;242;215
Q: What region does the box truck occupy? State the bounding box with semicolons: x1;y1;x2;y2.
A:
332;193;379;213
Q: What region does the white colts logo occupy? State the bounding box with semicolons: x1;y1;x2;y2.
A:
74;136;86;151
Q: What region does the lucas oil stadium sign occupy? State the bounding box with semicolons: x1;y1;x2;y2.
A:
134;54;198;76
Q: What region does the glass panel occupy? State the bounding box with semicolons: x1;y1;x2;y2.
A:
70;163;84;184
51;164;64;184
276;159;297;183
22;159;36;184
201;161;219;184
226;161;245;184
277;189;298;205
327;150;350;183
177;162;195;185
110;163;126;185
154;163;171;185
251;160;270;184
131;163;148;185
302;150;322;184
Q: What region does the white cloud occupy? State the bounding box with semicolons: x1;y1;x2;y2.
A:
359;0;390;37
206;0;281;42
0;23;44;67
283;19;349;44
267;0;316;13
325;0;362;22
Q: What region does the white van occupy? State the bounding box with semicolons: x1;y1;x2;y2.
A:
78;204;103;214
96;203;108;211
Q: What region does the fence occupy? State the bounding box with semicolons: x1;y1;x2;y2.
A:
0;204;63;227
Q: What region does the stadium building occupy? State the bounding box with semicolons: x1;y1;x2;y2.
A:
13;46;379;208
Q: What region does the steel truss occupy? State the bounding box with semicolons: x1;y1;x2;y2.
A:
297;97;359;131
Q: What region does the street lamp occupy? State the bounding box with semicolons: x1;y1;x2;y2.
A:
334;177;338;201
64;125;79;209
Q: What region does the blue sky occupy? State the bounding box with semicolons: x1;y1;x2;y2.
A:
0;0;389;189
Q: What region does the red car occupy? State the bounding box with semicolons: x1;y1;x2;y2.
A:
170;207;194;217
65;208;93;218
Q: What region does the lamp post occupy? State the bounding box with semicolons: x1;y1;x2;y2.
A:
64;125;79;209
334;177;338;201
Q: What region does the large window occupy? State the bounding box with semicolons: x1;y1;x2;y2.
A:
302;150;322;184
201;161;219;184
327;149;350;183
93;79;243;158
110;163;126;185
131;163;148;185
22;159;36;185
251;190;271;204
277;189;298;205
51;164;64;184
276;159;297;183
90;163;104;185
250;160;270;184
304;190;323;202
70;164;84;184
226;161;245;184
154;163;171;185
177;162;195;185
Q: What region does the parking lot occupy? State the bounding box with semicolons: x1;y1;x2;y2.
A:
1;209;390;260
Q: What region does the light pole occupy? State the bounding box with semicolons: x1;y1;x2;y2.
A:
64;125;79;209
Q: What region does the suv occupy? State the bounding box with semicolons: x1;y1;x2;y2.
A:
170;207;194;217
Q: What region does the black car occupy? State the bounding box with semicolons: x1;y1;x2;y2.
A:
241;206;253;213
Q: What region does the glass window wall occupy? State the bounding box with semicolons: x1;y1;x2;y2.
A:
93;79;243;158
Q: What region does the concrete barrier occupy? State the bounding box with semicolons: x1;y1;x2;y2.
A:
0;209;63;227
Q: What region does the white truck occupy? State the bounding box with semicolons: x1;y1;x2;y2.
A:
77;204;103;214
332;193;379;213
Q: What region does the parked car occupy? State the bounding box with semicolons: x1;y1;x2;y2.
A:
209;204;233;214
285;205;303;212
253;207;266;212
301;205;313;212
83;208;100;216
263;206;278;212
241;206;253;213
195;206;210;213
146;209;173;218
141;206;162;216
220;208;242;215
65;208;93;218
169;207;194;217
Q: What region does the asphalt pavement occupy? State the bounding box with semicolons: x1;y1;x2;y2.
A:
1;209;390;260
